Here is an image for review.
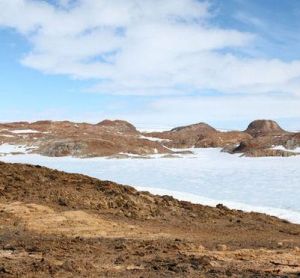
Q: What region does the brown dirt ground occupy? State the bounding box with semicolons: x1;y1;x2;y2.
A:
0;161;300;277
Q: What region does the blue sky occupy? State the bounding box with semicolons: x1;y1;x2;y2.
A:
0;0;299;130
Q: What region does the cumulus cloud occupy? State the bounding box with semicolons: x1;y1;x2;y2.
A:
1;0;300;96
150;95;300;121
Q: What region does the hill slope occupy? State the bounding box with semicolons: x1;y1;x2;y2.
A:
0;119;299;158
0;162;300;277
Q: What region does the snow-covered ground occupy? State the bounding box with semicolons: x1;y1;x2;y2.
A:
139;135;170;142
0;144;37;155
9;129;41;134
0;144;29;154
271;145;300;153
1;148;300;224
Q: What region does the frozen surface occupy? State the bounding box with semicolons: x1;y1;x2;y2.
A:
0;144;29;154
1;148;300;223
271;145;300;153
139;135;170;142
0;144;37;155
9;129;41;134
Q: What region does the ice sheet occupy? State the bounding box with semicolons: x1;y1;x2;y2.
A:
1;148;300;223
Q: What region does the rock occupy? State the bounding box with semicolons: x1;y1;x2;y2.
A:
198;244;206;251
216;204;229;210
277;242;283;248
245;120;286;137
170;122;217;133
173;150;194;155
216;244;228;251
161;154;181;158
106;154;131;159
97;119;138;134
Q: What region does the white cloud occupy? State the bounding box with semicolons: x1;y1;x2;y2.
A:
151;95;300;120
0;0;300;96
57;0;72;8
234;12;266;28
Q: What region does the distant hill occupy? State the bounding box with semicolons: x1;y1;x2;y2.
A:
0;119;299;158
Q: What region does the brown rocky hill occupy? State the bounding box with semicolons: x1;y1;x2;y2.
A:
147;120;300;157
245;119;286;137
229;120;300;157
0;161;300;277
146;123;251;149
0;120;171;157
0;119;299;158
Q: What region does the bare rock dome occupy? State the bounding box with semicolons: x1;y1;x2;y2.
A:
97;119;137;133
171;122;217;134
245;120;285;137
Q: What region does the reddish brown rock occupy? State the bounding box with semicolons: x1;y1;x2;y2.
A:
0;119;299;158
147;123;251;149
0;120;171;157
245;119;286;137
231;121;300;157
97;119;138;134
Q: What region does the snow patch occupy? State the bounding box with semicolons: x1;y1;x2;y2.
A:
137;126;172;133
9;129;41;134
0;144;28;154
139;135;170;142
271;145;300;153
0;144;37;155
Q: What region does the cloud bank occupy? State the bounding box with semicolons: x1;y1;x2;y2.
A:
1;0;300;96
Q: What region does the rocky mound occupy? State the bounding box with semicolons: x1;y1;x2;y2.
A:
0;120;171;157
224;121;300;157
170;122;217;133
97;119;138;134
147;123;251;149
0;119;299;158
0;161;300;277
245;120;286;137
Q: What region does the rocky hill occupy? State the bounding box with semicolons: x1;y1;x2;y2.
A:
0;161;300;277
229;120;300;157
147;122;251;149
0;119;299;158
245;120;286;137
147;120;299;157
0;120;171;158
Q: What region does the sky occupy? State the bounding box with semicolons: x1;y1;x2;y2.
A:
0;0;300;130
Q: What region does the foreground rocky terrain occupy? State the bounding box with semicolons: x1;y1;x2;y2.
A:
0;119;299;158
0;161;300;277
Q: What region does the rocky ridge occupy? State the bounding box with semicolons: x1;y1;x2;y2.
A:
231;120;300;157
147;120;300;157
0;119;299;158
0;120;171;158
